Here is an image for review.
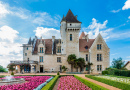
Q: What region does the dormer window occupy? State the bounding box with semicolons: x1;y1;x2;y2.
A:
70;34;72;41
85;46;88;49
40;47;43;53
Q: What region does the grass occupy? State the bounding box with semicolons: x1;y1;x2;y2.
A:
85;75;130;90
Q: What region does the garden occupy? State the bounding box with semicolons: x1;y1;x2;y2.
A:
0;75;108;90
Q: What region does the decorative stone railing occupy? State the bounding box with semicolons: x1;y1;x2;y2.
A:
10;60;38;65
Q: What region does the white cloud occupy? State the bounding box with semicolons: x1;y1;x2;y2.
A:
34;27;60;39
0;26;19;43
122;0;130;10
128;16;130;19
0;25;27;68
111;9;121;13
126;56;130;58
32;12;61;26
0;1;10;18
83;18;113;40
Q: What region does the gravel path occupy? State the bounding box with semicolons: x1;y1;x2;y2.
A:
76;74;121;90
52;78;60;90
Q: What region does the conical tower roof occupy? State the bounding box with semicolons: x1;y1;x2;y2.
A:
61;9;81;23
79;32;85;39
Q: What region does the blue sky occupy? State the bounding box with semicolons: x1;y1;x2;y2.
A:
0;0;130;67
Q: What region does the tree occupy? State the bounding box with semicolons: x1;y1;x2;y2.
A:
0;65;7;72
62;66;68;72
86;62;93;74
77;58;86;72
112;57;124;69
7;64;15;73
67;54;77;72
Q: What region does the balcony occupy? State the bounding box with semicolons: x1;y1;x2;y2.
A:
10;60;38;65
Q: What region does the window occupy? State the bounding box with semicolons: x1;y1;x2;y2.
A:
27;47;28;50
86;54;88;61
97;65;102;71
97;54;102;61
40;56;43;62
40;47;43;53
85;46;88;49
97;44;102;50
27;58;29;62
70;24;72;26
70;34;72;41
25;53;27;56
57;46;61;53
57;57;61;63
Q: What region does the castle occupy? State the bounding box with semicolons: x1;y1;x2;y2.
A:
9;9;110;74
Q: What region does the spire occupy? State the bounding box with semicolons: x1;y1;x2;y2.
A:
79;32;86;39
65;9;81;23
28;37;31;44
61;15;66;22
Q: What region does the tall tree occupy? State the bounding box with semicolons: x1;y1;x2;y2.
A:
0;65;7;72
112;57;124;69
67;54;76;72
7;64;15;73
77;58;86;72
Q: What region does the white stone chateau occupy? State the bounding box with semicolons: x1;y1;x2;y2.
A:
10;9;110;74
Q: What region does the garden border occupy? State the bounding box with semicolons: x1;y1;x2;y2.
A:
74;75;108;90
85;75;130;90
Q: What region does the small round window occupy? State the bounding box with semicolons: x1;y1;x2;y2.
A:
70;24;72;26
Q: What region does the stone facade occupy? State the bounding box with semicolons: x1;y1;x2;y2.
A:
9;9;110;74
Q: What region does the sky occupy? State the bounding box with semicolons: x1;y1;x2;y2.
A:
0;0;130;68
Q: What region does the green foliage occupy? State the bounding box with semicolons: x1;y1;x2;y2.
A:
114;70;130;77
7;64;15;72
106;68;130;77
85;75;130;90
102;70;108;75
0;75;5;78
112;57;124;69
0;65;7;72
57;72;60;75
41;75;59;90
77;58;85;68
11;72;14;75
74;75;108;90
67;54;77;72
62;66;68;72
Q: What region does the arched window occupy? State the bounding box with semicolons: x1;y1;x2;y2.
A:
70;34;72;41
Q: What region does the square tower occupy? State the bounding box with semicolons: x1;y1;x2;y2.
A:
60;9;81;57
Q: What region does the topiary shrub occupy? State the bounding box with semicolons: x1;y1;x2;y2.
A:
57;72;60;75
102;70;108;75
11;72;14;75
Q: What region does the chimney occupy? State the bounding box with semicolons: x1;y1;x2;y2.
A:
85;34;89;42
52;36;55;42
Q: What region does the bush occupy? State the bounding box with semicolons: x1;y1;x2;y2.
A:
41;75;59;90
106;68;130;77
85;75;130;90
11;72;14;75
102;70;108;75
74;75;108;90
57;72;60;75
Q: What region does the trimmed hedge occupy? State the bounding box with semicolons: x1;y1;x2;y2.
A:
74;75;108;90
102;70;108;75
85;75;130;90
41;75;59;90
114;70;130;77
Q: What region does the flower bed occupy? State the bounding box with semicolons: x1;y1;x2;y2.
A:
0;76;51;90
57;76;92;90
